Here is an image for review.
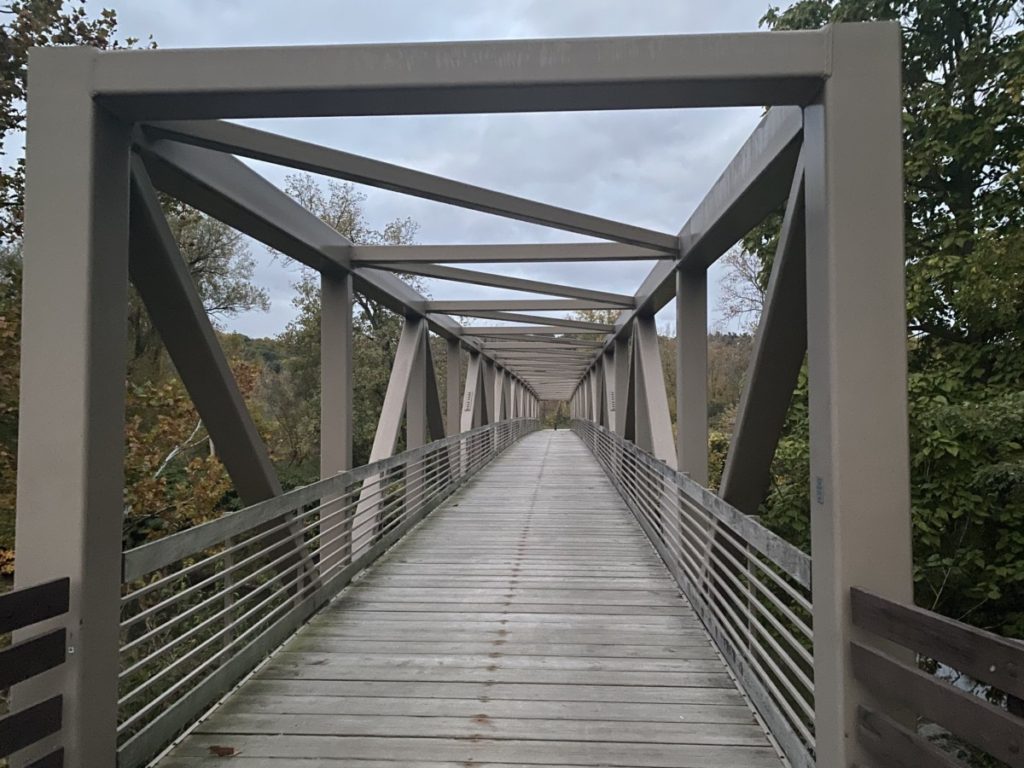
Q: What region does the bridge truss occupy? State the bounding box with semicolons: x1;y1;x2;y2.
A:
10;22;935;768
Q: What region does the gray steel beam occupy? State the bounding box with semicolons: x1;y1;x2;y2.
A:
145;121;679;252
634;315;677;468
129;159;282;502
446;339;461;437
382;261;635;306
134;135;480;347
94;31;829;119
13;47;129;768
719;155;806;514
321;272;354;476
465;326;606;336
320;270;353;572
352;243;669;262
427;299;624;312
803;23;912;767
444;310;614;332
460;351;485;431
675;267;708;485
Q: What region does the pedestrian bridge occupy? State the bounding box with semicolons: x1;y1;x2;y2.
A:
155;430;788;768
5;21;1023;768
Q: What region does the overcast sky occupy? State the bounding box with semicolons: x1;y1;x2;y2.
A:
113;0;772;338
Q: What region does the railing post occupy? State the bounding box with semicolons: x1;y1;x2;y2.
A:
804;22;913;767
13;48;130;768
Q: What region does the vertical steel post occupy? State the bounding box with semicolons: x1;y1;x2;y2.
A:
320;271;353;572
804;22;913;766
676;268;708;485
446;339;461;436
321;272;353;475
13;48;130;768
613;336;629;437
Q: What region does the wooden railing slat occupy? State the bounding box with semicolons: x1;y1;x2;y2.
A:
0;578;70;634
25;748;64;768
851;641;1024;767
856;704;967;768
0;695;63;758
851;586;1024;700
0;628;66;688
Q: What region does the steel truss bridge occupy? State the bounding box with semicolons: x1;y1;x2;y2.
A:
4;21;1022;768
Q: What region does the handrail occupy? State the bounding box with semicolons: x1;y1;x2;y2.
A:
116;418;540;768
571;419;815;768
0;577;70;766
851;587;1024;767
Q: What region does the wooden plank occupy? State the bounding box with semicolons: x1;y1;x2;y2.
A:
167;734;785;767
851;641;1024;767
851;586;1024;700
216;694;757;723
156;432;783;768
0;577;69;633
856;705;966;768
241;679;749;706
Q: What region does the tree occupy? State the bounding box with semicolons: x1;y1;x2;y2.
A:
747;1;1024;640
717;247;767;331
0;1;153;242
266;175;420;481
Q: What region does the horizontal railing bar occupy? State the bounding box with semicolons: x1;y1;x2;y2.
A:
123;421;515;580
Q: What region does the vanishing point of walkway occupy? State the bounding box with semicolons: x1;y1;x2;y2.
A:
158;431;784;767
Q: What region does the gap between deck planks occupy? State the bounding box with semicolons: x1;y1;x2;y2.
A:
156;430;785;768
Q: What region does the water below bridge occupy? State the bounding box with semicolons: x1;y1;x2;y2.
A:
156;430;784;767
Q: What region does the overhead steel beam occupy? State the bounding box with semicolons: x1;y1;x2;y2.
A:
352;243;669;262
427;299;625;312
94;31;829;119
444;310;614;332
381;261;635;306
145;121;679;252
720;155;807;515
483;338;605;348
464;326;606;336
136;135;519;363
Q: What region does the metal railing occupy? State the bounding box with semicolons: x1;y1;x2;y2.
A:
116;418;539;768
572;419;814;768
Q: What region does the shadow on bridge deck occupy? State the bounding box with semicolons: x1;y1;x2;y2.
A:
156;430;784;768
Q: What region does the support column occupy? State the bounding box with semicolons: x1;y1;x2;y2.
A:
676;268;708;485
446;339;461;436
13;48;130;768
319;271;353;572
321;272;353;477
613;336;629;436
804;22;912;767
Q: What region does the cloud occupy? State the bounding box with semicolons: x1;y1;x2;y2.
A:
114;0;771;338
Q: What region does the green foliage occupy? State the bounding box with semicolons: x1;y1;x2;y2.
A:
261;175;421;483
0;1;153;242
754;1;1024;640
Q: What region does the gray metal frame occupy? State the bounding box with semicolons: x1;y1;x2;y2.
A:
13;22;910;768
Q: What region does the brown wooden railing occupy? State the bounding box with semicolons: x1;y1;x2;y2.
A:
0;577;70;767
851;586;1024;767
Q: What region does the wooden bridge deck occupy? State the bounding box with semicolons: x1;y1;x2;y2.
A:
157;430;784;768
